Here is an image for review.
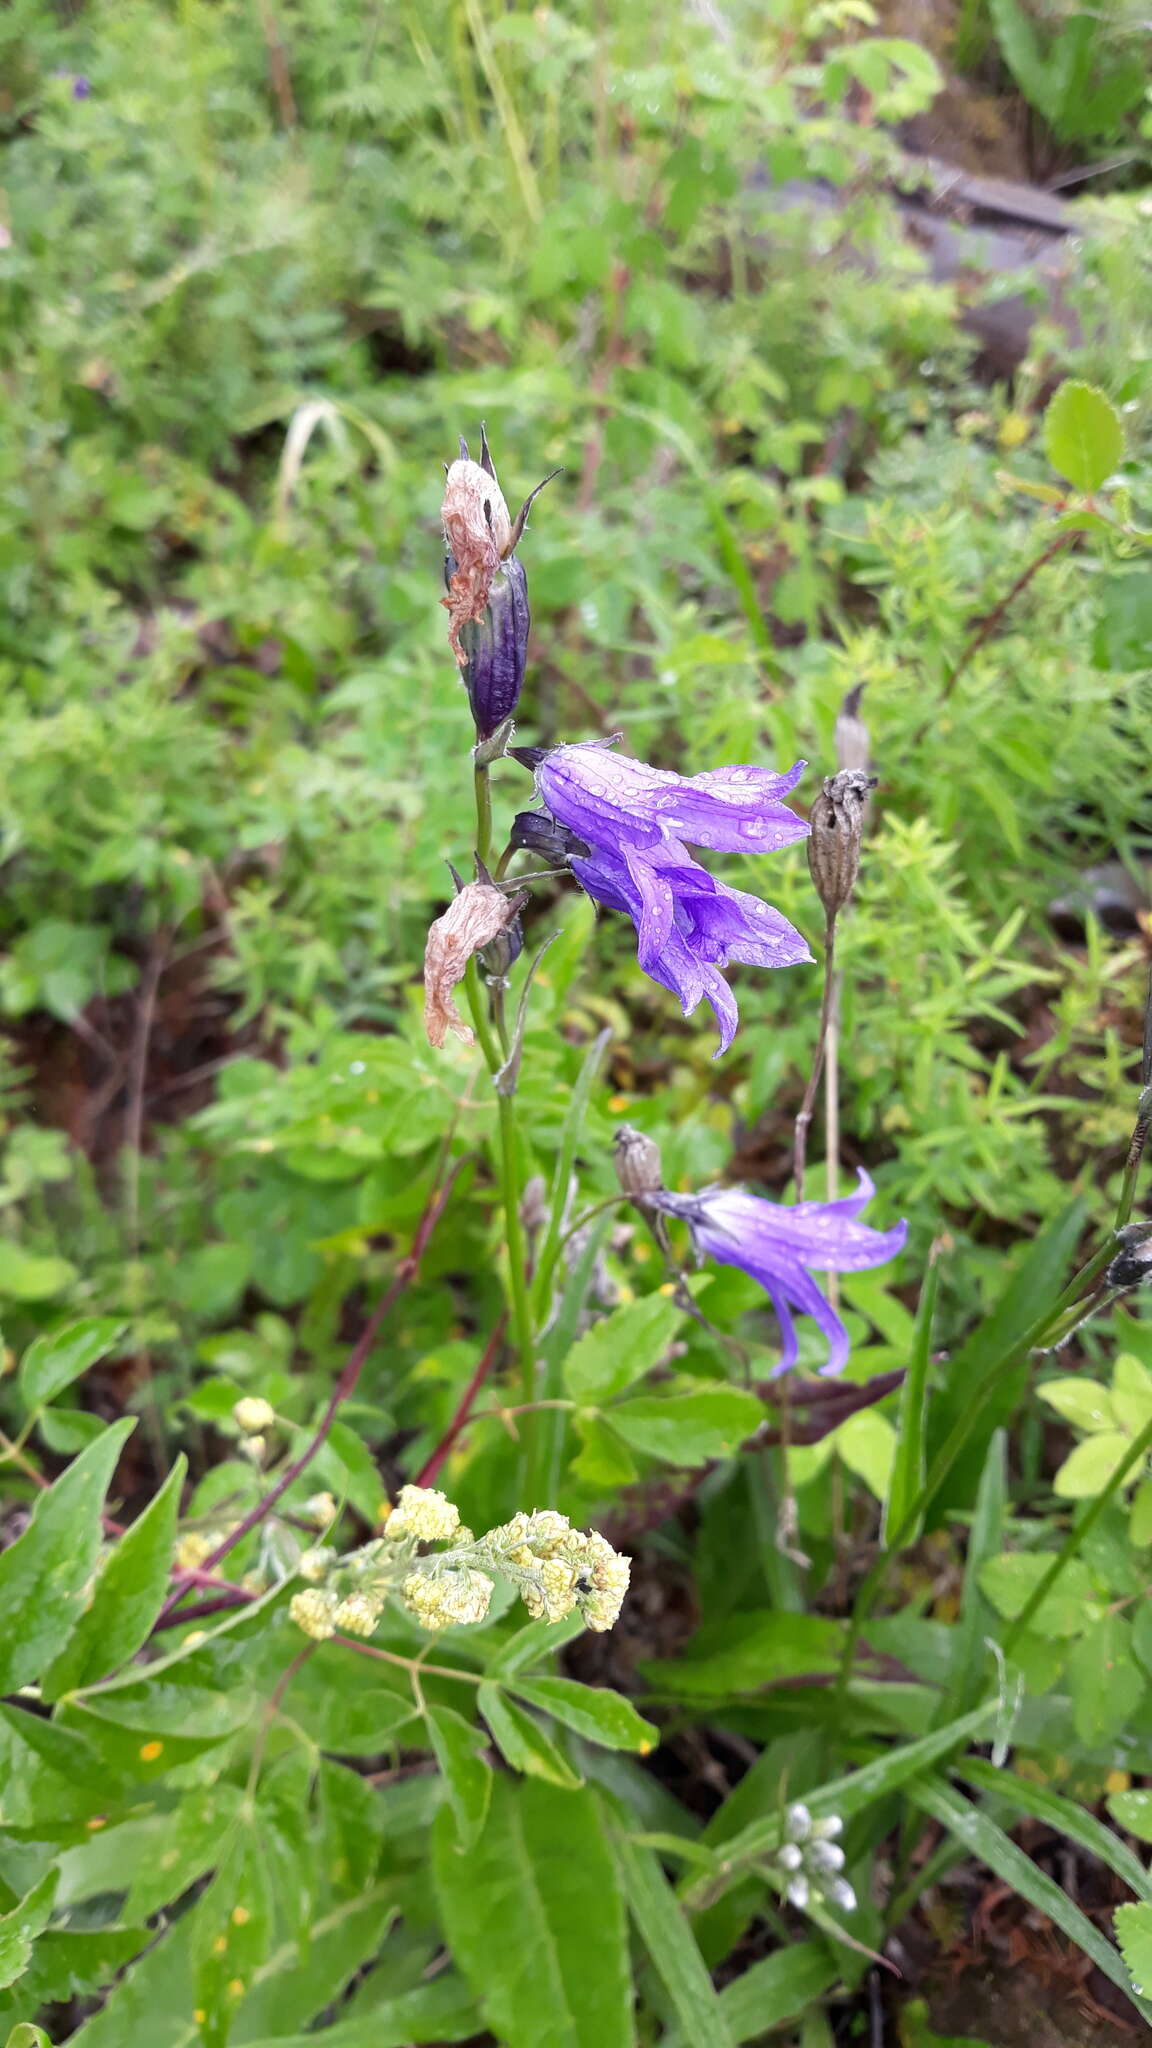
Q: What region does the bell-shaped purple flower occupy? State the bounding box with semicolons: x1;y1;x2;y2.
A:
525;743;812;1053
654;1170;907;1375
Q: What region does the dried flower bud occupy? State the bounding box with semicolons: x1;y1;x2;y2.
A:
510;809;589;865
479;905;524;983
455;554;530;739
423;882;521;1049
806;771;875;920
1107;1222;1152;1291
441;454;513;666
834;683;871;774
233;1396;275;1435
613;1125;665;1200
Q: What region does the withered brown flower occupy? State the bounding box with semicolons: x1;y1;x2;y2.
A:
423;881;520;1048
440;428;558;667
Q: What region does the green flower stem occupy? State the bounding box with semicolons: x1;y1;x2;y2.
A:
466;759;539;1502
1003;1409;1152;1653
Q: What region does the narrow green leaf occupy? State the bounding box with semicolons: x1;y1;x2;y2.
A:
479;1682;583;1787
0;1874;58;1993
884;1258;938;1544
718;1942;839;2043
0;1419;135;1695
433;1775;635;2048
239;1974;479;2045
512;1678;658;1755
692;1704;995;1894
906;1777;1152;2021
609;1388;764;1465
564;1293;684;1404
959;1759;1152;1903
44;1455;187;1698
19;1317;127;1411
5;2029;52;2048
1044;379;1124;493
642;1612;843;1700
426;1705;491;1852
487;1610;587;1680
612;1829;730;2048
532;1026;611;1327
946;1429;1006;1716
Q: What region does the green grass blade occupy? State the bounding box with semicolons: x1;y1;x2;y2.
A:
942;1428;1006;1719
613;1829;731;2048
956;1758;1152;1904
906;1776;1152;2022
884;1255;940;1546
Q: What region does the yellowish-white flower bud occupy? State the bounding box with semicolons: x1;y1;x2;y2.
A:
233;1396;275;1436
297;1546;336;1583
402;1568;493;1631
290;1587;340;1641
333;1592;384;1638
174;1531;214;1572
301;1491;338;1530
240;1433;267;1465
522;1557;579;1624
384;1485;461;1545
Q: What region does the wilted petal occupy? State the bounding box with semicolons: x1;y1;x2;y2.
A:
441;456;513;666
423;882;519;1048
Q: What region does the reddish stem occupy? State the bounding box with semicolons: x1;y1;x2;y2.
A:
416;1315;507;1487
154;1161;463;1626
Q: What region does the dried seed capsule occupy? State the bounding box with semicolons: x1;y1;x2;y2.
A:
806;770;875;920
613;1125;665;1199
1107;1222;1152;1291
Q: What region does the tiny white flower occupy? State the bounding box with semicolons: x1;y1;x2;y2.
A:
777;1844;804;1872
808;1840;846;1874
784;1802;812;1843
826;1877;857;1913
811;1813;843;1840
785;1875;810;1911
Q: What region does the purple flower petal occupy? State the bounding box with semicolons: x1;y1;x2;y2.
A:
537;744;808;855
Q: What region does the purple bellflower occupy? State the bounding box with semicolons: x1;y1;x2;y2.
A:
518;742;812;1054
653;1170;908;1375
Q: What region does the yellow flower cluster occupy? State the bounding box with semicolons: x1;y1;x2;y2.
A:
384;1485;461;1545
486;1512;631;1632
289;1587;339;1640
402;1567;493;1631
332;1591;383;1638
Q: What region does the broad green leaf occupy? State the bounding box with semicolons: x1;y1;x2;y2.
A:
1113;1354;1152;1435
44;1455;187;1698
425;1705;491;1852
1068;1613;1145;1745
486;1610;587;1679
0;1243;77;1302
609;1388;763;1465
0;1874;57;1993
6;2029;52;2047
1130;1479;1152;1549
884;1257;938;1543
835;1409;896;1504
0;1419;135;1695
1109;1790;1152;1844
978;1552;1095;1637
19;1317;127;1411
1115;1904;1152;2006
564;1291;683;1404
240;1974;479;2045
125;1786;245;1921
1044;379;1124;493
1053;1432;1133;1500
1;1926;148;2013
192;1832;273;2048
960;1760;1152;1902
907;1777;1150;2021
642;1613;842;1699
718;1941;839;2043
571;1413;639;1487
1036;1377;1116;1434
512;1678;658;1754
478;1682;583;1788
433;1775;634;2048
612;1829;729;2048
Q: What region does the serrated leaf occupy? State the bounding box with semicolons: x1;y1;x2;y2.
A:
1053;1432;1134;1500
1044;380;1124;493
19;1317;127;1411
44;1455;187;1698
478;1682;583;1788
1109;1790;1152;1845
563;1293;684;1403
609;1387;763;1465
432;1775;634;2048
978;1552;1095;1637
511;1678;658;1755
0;1419;135;1695
1115;1903;1152;2004
0;1874;57;1993
426;1705;491;1852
